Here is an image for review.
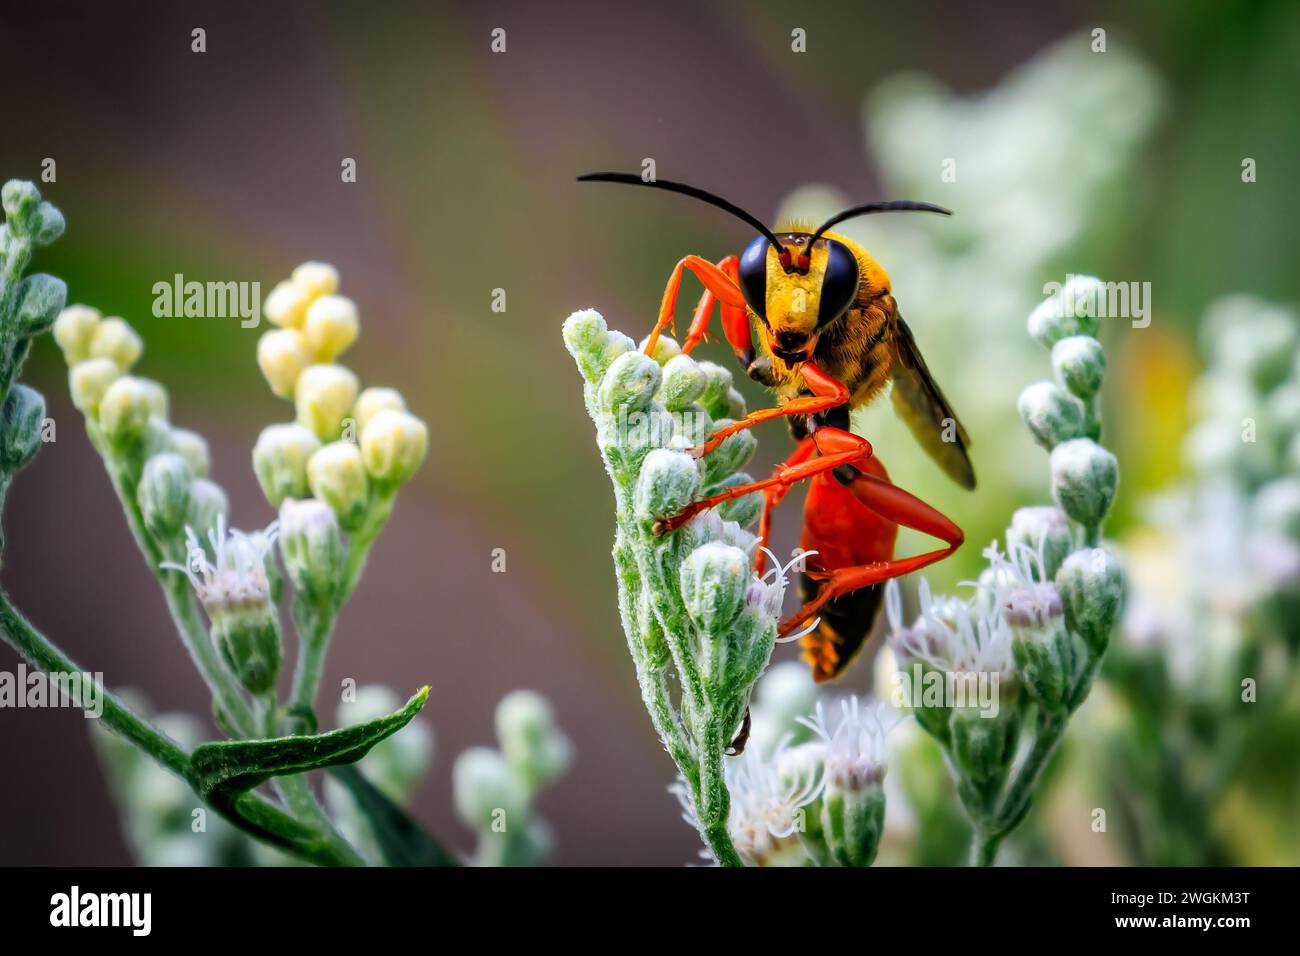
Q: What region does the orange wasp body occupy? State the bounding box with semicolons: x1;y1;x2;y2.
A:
580;173;975;683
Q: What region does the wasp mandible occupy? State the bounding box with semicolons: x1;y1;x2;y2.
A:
579;173;975;683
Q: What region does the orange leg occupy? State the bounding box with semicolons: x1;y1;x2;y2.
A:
655;428;871;536
645;255;747;357
777;434;965;637
690;362;849;458
681;256;753;368
753;438;816;575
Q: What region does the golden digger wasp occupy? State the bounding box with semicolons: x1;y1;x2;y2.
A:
580;172;975;684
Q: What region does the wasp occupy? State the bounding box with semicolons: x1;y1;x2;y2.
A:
579;173;975;685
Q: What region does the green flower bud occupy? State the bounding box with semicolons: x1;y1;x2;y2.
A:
641;333;681;366
360;409;428;485
1005;506;1073;580
169;428;210;478
252;423;320;506
138;453;194;539
633;449;699;521
696;361;737;419
52;305;101;364
1028;277;1103;347
278;497;345;604
213;602;281;696
452;746;524;832
68;358;121;414
713;472;763;528
821;785;885;869
99;377;168;442
307;441;370;529
186;479;228;540
1205;295;1297;394
680;542;748;634
1055;547;1125;656
659;355;707;411
949;705;1018;805
31;201;66;247
1;180;39;231
1004;583;1069;713
700;424;757;485
599;350;661;417
0;385;46;474
1018;381;1085;450
495;691;572;796
1051;335;1105;400
1050;438;1118;528
12;273;67;337
561;308;609;383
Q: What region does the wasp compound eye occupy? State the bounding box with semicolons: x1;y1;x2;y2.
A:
738;235;769;318
818;239;859;325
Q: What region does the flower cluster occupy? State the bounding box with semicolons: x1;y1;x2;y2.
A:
565;308;787;866
252;263;427;543
452;691;572;866
0;180;66;561
879;277;1126;865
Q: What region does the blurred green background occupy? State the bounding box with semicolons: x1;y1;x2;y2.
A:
1;0;1297;864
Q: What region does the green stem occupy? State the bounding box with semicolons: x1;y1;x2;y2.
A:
970;827;1004;866
696;714;743;867
286;596;337;735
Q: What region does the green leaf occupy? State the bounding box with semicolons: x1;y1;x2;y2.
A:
192;686;428;800
329;764;460;867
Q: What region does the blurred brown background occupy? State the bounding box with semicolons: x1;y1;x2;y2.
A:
1;0;1295;864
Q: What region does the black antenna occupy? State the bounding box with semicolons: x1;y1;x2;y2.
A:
577;172;785;250
803;200;951;255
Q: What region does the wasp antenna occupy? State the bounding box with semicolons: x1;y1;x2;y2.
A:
577;172;784;249
805;200;952;251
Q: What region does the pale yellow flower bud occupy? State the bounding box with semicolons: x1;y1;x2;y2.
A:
303;295;359;361
353;387;406;435
295;364;359;441
253;423;321;506
257;328;312;399
99;376;167;441
52;305;101;364
361;409;428;485
291;261;339;299
68;358;121;414
264;280;311;329
88;317;144;370
307;441;370;528
170;427;211;478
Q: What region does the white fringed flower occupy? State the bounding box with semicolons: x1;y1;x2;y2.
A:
798;697;895;792
163;516;279;614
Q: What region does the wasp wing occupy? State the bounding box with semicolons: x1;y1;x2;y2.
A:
889;314;976;490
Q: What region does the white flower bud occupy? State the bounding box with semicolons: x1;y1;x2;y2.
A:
1028;277;1103;348
452;746;523;831
495;691;572;796
253;423;320;506
353;386;406;435
713;472;762;528
68;358;121;414
360;409;428;485
1050;438;1118;528
634;449;699;521
295;364;359;441
138;453;194;538
1006;506;1073;580
52;305;101;364
99;376;167;441
659;355;707;411
169;427;210;478
640;333;681;366
257;328;312;399
303;294;359;362
1019;381;1085;450
307;441;370;529
88;317;143;370
1051;335;1105;400
0;385;45;474
264;280;310;329
599;350;661;417
278;497;345;604
680;542;748;634
700;425;757;485
561;308;610;383
186;479;228;539
1055;547;1125;656
290;261;339;299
